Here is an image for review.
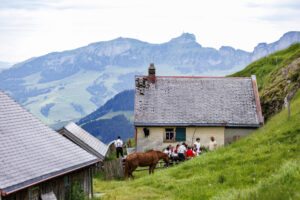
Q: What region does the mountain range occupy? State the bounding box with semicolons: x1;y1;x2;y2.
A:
0;31;299;125
0;61;12;71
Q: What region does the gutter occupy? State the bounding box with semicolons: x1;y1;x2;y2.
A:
134;122;260;128
2;159;100;195
135;75;252;79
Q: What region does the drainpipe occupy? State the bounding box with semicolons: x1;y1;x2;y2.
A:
135;127;137;152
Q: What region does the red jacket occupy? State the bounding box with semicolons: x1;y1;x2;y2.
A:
186;149;194;157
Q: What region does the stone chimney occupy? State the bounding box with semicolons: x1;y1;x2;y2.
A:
148;63;156;83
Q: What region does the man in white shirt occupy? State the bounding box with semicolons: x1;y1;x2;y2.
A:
114;136;123;158
194;138;202;156
177;143;187;161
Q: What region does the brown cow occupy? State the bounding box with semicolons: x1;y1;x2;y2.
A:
124;150;169;180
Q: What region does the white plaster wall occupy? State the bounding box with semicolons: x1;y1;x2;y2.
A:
186;127;225;148
136;126;225;152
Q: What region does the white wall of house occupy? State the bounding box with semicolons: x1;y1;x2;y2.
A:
136;126;225;152
224;128;257;145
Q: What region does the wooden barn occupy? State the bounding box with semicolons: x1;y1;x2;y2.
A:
134;64;263;152
58;122;109;160
0;90;100;200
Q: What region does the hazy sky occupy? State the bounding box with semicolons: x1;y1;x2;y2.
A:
0;0;299;63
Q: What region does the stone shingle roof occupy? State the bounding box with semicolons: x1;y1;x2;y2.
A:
58;122;108;160
134;76;262;127
0;90;98;194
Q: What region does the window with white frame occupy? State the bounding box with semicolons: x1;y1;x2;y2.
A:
165;128;175;141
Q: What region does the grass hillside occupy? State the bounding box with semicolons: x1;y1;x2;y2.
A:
230;43;300;120
93;45;300;199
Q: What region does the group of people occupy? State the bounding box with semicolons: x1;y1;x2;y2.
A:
115;135;218;161
163;136;217;161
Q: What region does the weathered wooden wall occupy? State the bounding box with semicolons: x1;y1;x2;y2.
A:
2;167;91;200
103;158;124;180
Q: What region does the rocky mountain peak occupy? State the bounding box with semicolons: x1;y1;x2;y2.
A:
281;31;300;40
170;33;197;44
252;31;300;61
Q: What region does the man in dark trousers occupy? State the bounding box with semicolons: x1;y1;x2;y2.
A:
114;136;123;158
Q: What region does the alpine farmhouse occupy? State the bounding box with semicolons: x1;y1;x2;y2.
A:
134;64;263;152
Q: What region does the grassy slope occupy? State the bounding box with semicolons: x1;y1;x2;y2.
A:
230;43;300;90
94;90;300;199
93;44;300;199
230;43;300;120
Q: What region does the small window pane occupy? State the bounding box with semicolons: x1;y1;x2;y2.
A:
165;128;174;141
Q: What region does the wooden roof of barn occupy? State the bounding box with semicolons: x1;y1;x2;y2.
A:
0;90;99;195
134;76;263;127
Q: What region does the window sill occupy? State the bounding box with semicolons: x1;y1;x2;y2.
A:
163;140;176;143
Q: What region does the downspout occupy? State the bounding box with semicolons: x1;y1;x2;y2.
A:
135;127;137;152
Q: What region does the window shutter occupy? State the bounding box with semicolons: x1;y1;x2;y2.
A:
176;128;186;141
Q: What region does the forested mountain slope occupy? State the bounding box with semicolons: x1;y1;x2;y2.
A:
77;90;134;143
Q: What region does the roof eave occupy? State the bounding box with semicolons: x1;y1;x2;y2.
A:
1;158;100;195
135;75;252;79
134;122;260;128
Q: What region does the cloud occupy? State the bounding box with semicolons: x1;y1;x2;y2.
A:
245;0;300;22
0;0;127;10
0;0;55;10
246;0;300;10
0;0;299;62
